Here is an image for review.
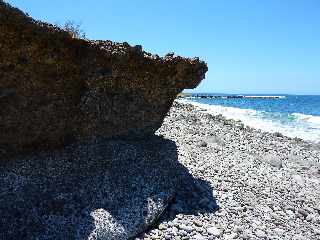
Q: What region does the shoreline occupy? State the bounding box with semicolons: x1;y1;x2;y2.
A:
1;100;319;239
138;100;320;239
176;98;320;145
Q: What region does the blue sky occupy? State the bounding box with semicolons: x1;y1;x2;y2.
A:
7;0;320;94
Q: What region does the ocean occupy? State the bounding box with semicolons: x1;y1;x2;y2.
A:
180;94;320;143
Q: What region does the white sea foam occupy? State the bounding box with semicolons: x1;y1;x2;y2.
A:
292;113;320;125
178;99;320;143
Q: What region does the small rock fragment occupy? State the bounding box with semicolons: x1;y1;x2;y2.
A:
207;226;221;236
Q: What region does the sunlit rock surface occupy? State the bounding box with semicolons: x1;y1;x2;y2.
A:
0;1;207;157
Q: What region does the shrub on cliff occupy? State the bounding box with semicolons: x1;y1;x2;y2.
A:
61;20;86;39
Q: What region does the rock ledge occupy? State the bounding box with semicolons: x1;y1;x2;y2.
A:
0;1;207;157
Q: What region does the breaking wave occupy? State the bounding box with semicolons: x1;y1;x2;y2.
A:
178;99;320;143
292;113;320;125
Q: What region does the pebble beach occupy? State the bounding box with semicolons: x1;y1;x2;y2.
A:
138;101;320;240
2;2;320;239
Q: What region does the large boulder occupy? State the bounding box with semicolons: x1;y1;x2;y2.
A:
0;1;207;157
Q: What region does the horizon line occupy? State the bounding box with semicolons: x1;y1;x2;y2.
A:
183;91;320;96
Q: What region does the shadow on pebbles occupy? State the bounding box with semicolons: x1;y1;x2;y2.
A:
0;136;217;240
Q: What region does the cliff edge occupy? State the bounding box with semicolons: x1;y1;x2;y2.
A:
0;1;207;157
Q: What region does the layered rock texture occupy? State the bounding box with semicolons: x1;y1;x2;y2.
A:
0;1;207;157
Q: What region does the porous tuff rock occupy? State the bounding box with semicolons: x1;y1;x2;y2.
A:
0;1;207;157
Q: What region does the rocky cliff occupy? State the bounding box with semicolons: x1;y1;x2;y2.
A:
0;1;207;157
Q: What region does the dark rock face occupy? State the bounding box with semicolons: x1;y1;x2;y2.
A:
0;1;207;157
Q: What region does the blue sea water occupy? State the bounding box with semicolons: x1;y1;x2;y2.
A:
181;94;320;143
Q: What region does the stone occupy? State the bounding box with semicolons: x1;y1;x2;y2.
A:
306;214;316;222
0;1;207;158
165;52;175;58
198;140;208;147
193;220;203;227
292;234;308;240
261;153;283;169
255;229;266;238
0;136;191;240
178;224;194;233
233;225;244;233
207;226;222;236
159;223;167;230
273;228;285;235
164;234;172;240
199;197;210;205
195;227;205;233
285;209;294;216
293;175;305;185
193;234;206;240
206;135;225;146
241;229;252;239
172;227;179;235
224;232;238;239
297;209;309;217
179;230;188;236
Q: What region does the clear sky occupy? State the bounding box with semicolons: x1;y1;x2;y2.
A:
6;0;320;95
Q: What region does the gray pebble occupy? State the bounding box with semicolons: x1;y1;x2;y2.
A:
255;229;266;238
178;224;194;233
207;226;221;236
